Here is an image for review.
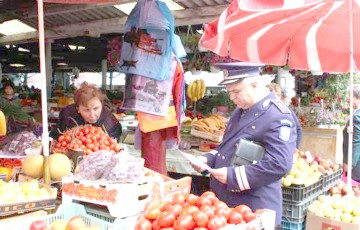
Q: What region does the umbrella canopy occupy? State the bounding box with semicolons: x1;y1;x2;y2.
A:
199;0;357;186
199;0;360;73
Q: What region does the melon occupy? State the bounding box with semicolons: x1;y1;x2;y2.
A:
49;153;71;181
22;155;44;178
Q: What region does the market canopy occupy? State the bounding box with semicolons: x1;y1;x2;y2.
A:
199;0;360;73
0;0;230;73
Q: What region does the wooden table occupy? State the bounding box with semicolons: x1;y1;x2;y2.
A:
299;126;344;164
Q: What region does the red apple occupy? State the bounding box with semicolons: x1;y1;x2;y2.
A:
318;165;326;173
329;186;341;195
313;156;322;164
342;186;349;196
66;216;86;230
320;160;330;170
29;220;47;230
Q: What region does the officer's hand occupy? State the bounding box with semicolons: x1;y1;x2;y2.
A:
209;167;227;184
190;156;208;173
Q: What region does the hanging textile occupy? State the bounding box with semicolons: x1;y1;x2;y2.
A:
117;0;174;81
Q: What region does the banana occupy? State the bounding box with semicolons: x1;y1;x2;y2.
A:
191;80;198;102
187;81;194;100
197;79;203;100
200;79;206;99
208;116;220;128
210;115;224;127
202;118;215;131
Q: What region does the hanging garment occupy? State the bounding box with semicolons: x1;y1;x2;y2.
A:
117;0;174;80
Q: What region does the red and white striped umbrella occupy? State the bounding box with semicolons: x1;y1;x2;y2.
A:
199;0;360;73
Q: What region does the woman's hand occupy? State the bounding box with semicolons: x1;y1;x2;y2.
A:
209;167;227;184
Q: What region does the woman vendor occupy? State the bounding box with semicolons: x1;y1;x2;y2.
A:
0;79;20;105
50;82;122;140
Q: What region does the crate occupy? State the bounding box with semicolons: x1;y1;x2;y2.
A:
1;203;136;230
282;176;324;203
0;175;57;217
61;176;153;218
282;191;321;223
281;217;306;230
323;168;342;189
190;128;223;143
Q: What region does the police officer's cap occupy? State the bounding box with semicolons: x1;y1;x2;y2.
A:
215;62;265;85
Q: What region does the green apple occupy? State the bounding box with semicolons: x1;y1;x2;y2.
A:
307;204;317;214
341;213;353;222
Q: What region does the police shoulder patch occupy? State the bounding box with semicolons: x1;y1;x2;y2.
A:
271;100;291;114
279;119;293;141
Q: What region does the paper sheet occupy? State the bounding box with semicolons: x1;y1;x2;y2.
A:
179;150;212;172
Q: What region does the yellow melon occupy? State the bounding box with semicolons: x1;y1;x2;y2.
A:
22;155;44;178
49;153;71;181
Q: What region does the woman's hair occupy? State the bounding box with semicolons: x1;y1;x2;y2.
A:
266;83;281;98
353;84;360;99
2;79;15;91
73;82;105;107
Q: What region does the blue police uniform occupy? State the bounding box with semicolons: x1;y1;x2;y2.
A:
204;92;296;226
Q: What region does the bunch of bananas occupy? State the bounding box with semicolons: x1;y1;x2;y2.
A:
192;114;225;134
186;79;206;102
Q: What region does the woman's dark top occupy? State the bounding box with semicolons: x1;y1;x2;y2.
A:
50;104;122;140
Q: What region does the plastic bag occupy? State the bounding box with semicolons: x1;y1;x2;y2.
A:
2;131;38;156
101;152;145;182
74;150;114;180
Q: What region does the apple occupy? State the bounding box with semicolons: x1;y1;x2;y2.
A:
29;220;47;230
66;216;86;230
307;204;317;214
341;213;353;222
329;187;341;195
318;165;326;173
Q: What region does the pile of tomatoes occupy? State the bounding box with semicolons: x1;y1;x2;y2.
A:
53;125;122;155
136;191;259;230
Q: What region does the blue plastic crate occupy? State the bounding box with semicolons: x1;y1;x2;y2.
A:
1;203;137;230
282;217;306;230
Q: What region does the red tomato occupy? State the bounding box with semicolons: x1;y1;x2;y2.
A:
135;218;152;230
159;228;175;230
193;211;209;227
235;204;252;214
200;205;215;219
228;210;245;224
196;196;212;207
145;207;161;220
207;216;226;230
58;135;65;142
242;210;256;223
181;205;199;215
157;211;175;228
194;228;208;230
215;207;231;221
64;134;72;143
186;194;199;206
168;204;183;217
172;193;186;205
214;200;229;210
200;191;218;204
173;213;195;230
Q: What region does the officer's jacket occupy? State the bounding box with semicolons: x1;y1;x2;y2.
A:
204;92;296;226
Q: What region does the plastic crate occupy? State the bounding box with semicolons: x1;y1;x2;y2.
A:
282;176;324;203
1;203;135;230
282;191;321;223
281;217;306;230
323;168;342;189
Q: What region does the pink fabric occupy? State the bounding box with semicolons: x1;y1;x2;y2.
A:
342;173;359;186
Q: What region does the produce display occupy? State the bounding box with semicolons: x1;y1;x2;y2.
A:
22;153;71;181
0;179;51;203
329;181;360;197
307;194;360;223
282;150;340;187
29;215;101;230
53;125;122;155
136;191;262;230
191;114;225;134
186;79;206;102
2;131;39;156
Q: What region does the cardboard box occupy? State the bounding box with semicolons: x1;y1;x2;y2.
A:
306;212;360;230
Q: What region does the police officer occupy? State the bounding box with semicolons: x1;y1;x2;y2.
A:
192;62;296;226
